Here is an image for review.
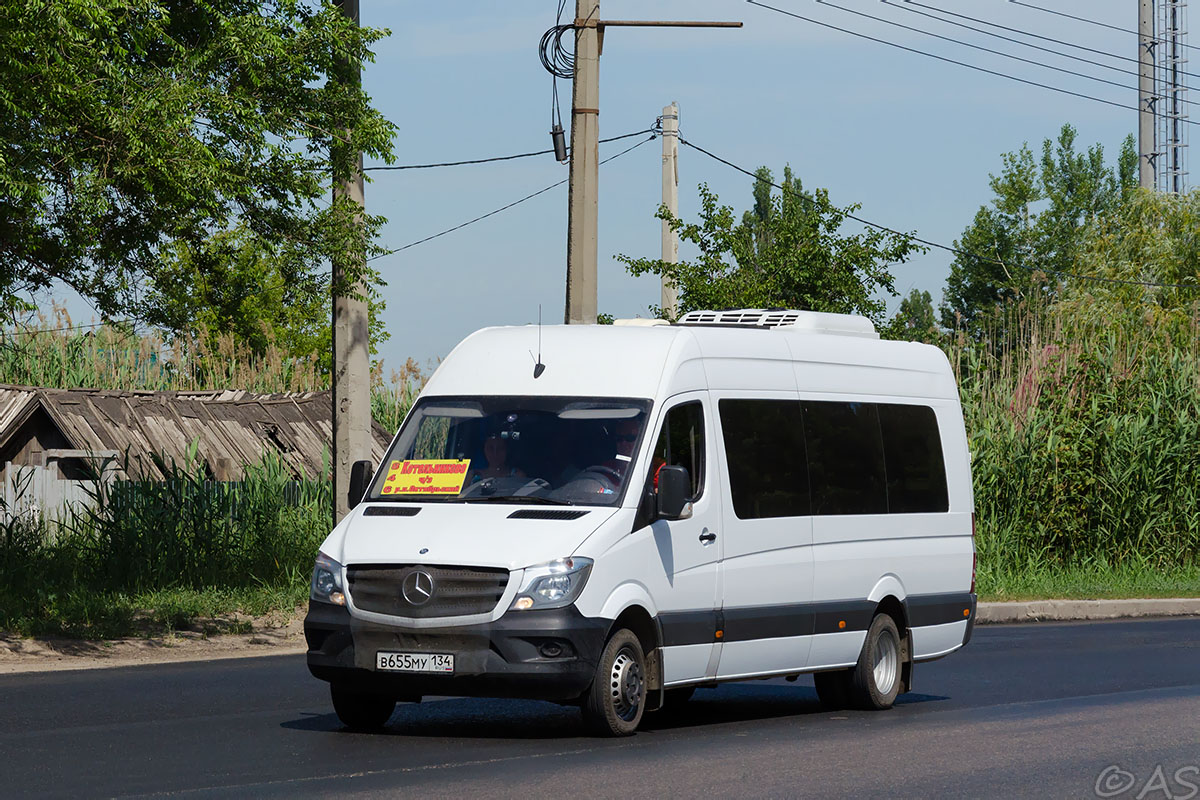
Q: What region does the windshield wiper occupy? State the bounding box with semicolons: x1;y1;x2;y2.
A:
461;495;574;506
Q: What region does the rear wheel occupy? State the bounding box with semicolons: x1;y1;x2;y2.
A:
847;614;904;710
581;629;646;736
331;686;395;731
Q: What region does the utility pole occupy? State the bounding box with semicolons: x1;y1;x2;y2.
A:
563;7;741;324
565;0;601;325
660;102;679;320
332;0;371;524
1139;0;1157;189
1157;0;1189;193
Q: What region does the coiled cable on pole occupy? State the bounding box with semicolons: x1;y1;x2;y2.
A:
539;23;576;80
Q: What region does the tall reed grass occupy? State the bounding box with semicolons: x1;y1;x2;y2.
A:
0;305;426;425
0;451;332;635
951;297;1200;576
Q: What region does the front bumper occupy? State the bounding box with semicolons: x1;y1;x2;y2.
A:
304;600;608;702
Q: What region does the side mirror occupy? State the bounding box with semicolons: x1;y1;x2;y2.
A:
348;460;374;511
656;465;693;520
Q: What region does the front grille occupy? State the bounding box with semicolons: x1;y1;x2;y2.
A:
347;564;509;619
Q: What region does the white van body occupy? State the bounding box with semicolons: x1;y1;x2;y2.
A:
305;310;976;733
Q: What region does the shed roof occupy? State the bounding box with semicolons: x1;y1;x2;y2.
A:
0;384;392;480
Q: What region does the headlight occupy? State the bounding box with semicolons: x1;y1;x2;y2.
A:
311;552;346;606
509;557;593;611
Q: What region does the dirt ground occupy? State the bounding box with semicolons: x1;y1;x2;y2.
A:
0;609;308;674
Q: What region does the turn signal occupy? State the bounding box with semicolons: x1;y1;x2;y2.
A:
714;629;724;639
963;608;971;617
838;620;846;630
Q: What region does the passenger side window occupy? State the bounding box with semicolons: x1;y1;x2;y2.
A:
802;401;887;515
719;399;810;519
878;404;949;513
651;402;704;499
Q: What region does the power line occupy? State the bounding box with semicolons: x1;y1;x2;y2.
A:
363;129;655;171
1;319;137;337
1009;0;1200;53
885;0;1200;106
368;133;657;262
746;1;1200;126
908;0;1200;82
679;135;1200;292
814;0;1182;106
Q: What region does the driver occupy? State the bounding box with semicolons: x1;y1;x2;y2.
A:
597;418;640;480
471;433;526;482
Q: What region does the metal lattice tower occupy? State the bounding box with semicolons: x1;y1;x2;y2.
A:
1157;0;1189;193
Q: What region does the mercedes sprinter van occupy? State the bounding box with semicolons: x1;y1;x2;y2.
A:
305;309;976;736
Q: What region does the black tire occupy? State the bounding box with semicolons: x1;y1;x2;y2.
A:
331;686;396;731
813;669;852;710
581;629;646;736
847;613;904;710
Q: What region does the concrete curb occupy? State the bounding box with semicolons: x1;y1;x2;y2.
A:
977;598;1200;624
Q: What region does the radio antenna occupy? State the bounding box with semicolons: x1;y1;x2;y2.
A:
531;305;546;378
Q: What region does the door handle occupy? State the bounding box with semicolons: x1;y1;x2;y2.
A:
699;531;717;544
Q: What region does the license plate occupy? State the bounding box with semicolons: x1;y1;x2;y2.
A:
375;651;455;673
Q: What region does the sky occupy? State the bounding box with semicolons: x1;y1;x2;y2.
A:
50;0;1148;373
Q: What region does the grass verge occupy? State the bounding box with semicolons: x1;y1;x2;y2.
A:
978;561;1200;602
0;581;309;640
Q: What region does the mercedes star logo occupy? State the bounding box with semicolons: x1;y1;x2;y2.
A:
402;569;435;606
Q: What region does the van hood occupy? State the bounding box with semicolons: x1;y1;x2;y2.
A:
335;503;618;570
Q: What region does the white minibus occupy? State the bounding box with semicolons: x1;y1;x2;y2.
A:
305;309;976;736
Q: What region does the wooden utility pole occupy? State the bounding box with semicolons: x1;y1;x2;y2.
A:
332;0;371;524
660;102;679;320
563;7;741;325
1139;0;1157;189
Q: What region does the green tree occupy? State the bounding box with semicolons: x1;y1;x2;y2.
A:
144;227;389;370
941;125;1137;330
617;167;922;323
883;288;941;343
0;0;395;319
1057;188;1200;331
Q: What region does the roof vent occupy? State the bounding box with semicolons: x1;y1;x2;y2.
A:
676;309;878;339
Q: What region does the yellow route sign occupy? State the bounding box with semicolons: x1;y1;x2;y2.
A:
380;459;471;496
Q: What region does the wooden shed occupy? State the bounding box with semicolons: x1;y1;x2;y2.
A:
0;385;392;485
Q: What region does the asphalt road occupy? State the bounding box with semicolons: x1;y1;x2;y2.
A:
2;618;1199;799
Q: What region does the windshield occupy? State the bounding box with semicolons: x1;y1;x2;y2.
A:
368;396;653;506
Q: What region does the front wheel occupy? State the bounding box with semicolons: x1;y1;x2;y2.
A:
848;613;904;710
581;629;646;736
331;686;396;731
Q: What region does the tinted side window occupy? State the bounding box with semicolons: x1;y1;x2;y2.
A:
878;404;949;513
719;399;810;519
802;401;887;515
651;402;705;499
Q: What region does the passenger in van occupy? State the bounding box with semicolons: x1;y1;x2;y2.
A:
470;433;526;482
